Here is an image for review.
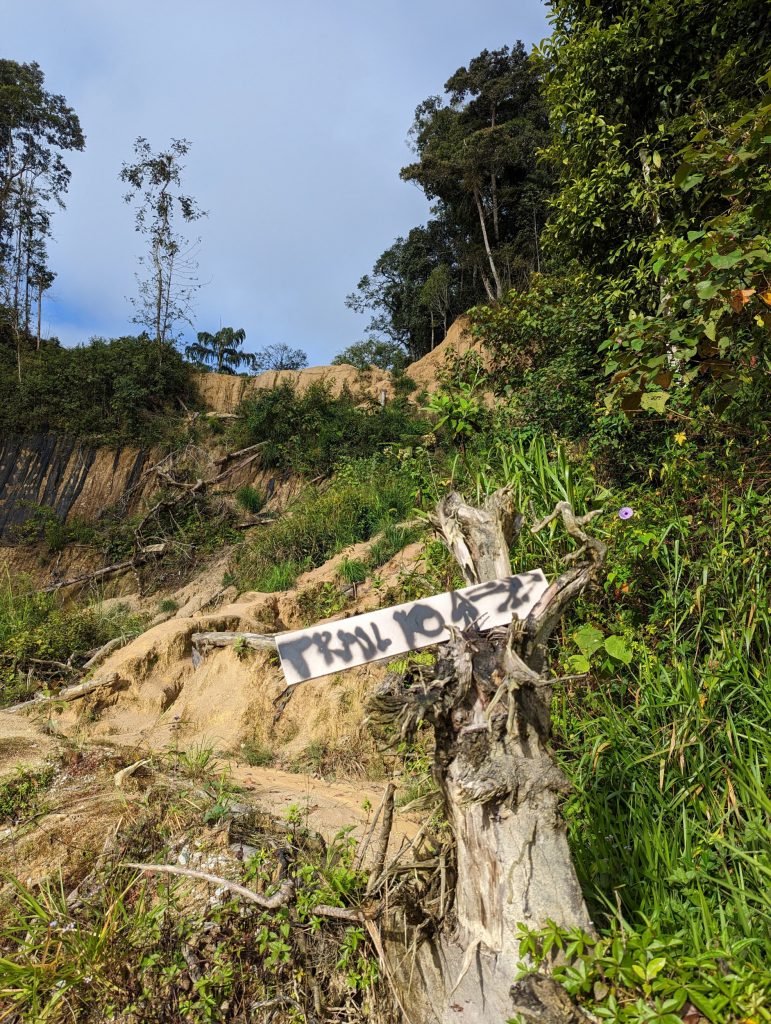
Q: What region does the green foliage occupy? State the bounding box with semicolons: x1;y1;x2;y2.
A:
345;214;477;363
0;334;194;443
0;60;84;343
297;581;348;625
234;484;264;514
332;338;408;372
470;271;612;437
401;43;549;301
603;80;771;410
186;326;251;374
0;813;380;1022
230;379;429;477
0;766;54;825
8;503;96;554
232;467;415;592
538;0;770;414
240;740;275;768
515;921;771;1024
337;557;368;586
0;576;147;708
120;136;205;345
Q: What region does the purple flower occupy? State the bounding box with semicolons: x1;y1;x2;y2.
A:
618;507;634;520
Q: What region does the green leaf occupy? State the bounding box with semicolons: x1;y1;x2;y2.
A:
695;280;718;300
604;635;632;664
574;624;604;658
568;654;591;674
679;173;704;192
646;956;667;979
709;251;742;270
640;391;670;413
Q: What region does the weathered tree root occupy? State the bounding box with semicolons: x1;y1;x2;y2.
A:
370;489;605;1024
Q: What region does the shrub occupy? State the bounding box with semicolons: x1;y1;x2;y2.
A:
0;766;55;824
0;578;148;708
337;558;368;586
234;485;264;514
229;380;429;476
0;335;194;444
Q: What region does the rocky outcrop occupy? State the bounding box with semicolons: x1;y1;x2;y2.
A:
0;435;153;538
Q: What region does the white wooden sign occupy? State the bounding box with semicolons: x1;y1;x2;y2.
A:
276;569;548;686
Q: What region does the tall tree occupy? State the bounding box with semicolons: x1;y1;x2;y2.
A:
185;326;252;373
346;214;475;362
0;60;83;374
120;137;205;346
252;343;308;372
401;44;549;302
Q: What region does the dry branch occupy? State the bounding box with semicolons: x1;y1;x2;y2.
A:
192;631;278;653
81;636;129;672
125;862;364;922
125;862;295;909
365;782;395;895
5;672;121;714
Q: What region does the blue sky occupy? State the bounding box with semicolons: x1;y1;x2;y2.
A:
6;0;549;364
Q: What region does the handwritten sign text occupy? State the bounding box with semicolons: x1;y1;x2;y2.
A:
276;569;548;685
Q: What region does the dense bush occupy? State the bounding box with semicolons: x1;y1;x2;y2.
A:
229;380;429;476
469;272;611;439
0;335;194;443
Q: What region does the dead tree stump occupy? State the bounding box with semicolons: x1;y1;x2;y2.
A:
370;490;605;1024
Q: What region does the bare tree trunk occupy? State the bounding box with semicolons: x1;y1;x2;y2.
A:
36;281;42;350
373;491;604;1024
491;172;500;245
473;188;503;301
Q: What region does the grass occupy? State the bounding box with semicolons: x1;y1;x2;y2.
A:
240;740;275;767
0;765;384;1023
0;576;148;709
372;429;771;1015
232;467;415;593
235;484;264;514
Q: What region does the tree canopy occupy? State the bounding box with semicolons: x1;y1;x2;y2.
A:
0;60;84;361
186;327;251;374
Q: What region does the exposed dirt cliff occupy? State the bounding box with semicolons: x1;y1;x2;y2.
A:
196;314;483;414
0;435;158;539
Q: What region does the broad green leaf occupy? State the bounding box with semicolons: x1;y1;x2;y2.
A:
709;251;742;270
604;635;633;664
574;624;604;659
568;654;591;674
640;391;670;413
695;280;718;300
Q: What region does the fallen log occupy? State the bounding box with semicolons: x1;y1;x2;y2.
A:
191;631;278;653
40;545;166;594
41;560;136;593
81;636;130;672
5;672;121;714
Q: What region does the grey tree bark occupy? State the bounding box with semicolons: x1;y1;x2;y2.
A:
372;489;605;1024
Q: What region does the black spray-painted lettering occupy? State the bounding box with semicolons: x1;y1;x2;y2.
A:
393;603;445;649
